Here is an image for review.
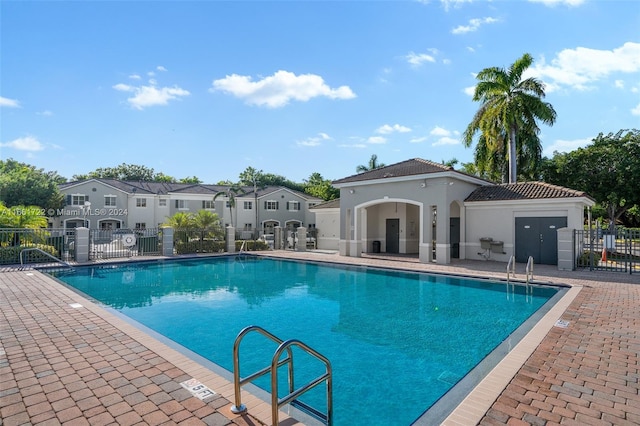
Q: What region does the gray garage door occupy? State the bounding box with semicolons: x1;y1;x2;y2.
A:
515;217;567;265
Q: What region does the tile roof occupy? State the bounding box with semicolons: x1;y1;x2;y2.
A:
332;158;455;184
310;198;340;209
60;179;322;200
465;181;594;202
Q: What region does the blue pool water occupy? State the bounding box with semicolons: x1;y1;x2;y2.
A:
48;256;559;425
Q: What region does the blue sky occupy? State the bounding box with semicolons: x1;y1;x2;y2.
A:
1;0;639;184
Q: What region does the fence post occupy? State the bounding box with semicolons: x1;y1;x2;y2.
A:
75;227;90;263
274;226;283;250
226;226;236;253
557;227;574;271
162;227;174;256
296;227;307;252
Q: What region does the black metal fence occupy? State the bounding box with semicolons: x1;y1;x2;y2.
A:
173;227;227;254
574;227;640;273
89;228;162;260
0;228;73;266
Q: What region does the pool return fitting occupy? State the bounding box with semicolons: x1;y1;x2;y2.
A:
231;325;333;426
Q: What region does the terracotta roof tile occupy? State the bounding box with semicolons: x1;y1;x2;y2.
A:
465;181;593;202
332;158;453;184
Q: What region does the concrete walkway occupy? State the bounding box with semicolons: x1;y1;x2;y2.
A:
1;253;639;425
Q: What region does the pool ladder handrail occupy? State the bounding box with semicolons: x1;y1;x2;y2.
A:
231;325;333;426
20;247;73;270
506;255;516;284
525;255;534;285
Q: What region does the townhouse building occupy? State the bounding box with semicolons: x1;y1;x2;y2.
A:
54;179;323;236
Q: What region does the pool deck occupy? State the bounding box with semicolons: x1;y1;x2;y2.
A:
1;252;638;425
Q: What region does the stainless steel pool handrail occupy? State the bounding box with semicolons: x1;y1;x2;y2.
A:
506;255;516;283
525;255;534;284
231;325;333;425
20;247;73;269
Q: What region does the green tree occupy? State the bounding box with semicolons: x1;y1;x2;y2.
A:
356;154;385;173
163;211;195;229
0;159;65;210
463;53;556;183
179;176;202;184
304;173;339;201
544;129;640;230
73;163;201;183
214;184;246;227
193;210;223;242
0;205;48;228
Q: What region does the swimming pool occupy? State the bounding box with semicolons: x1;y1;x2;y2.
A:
47;256;562;424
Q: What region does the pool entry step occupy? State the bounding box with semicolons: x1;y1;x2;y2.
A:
231;325;333;425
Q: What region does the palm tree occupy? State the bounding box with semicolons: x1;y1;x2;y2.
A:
213;184;246;227
0;204;49;246
463;53;556;183
356;154;386;173
193;210;222;242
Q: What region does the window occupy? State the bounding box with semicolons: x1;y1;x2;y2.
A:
136;198;147;208
104;195;116;207
175;200;187;209
287;201;301;211
244;201;252;210
159;199;167;207
244;223;252;230
135;223;146;230
202;200;215;209
70;194;88;206
265;201;279;210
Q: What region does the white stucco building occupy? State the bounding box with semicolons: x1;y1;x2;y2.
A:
316;158;594;265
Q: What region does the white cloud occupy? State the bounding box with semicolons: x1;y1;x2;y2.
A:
410;136;428;144
376;124;412;134
452;17;499;35
113;74;190;110
463;85;476;96
129;74;141;80
432;137;459;146
0;135;44;151
37;110;53;116
632;103;640;116
157;66;167;72
529;42;640;92
297;132;332;147
0;96;21;108
211;70;356;108
528;0;585;7
441;0;473;11
406;51;436;67
429;126;460;146
614;80;624;89
367;136;387;144
543;137;592;156
338;143;367;149
430;126;452;137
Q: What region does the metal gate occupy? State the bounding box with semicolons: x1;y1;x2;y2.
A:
89;228;161;260
574;227;639;273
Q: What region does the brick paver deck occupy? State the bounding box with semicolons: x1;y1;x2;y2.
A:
1;253;638;425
